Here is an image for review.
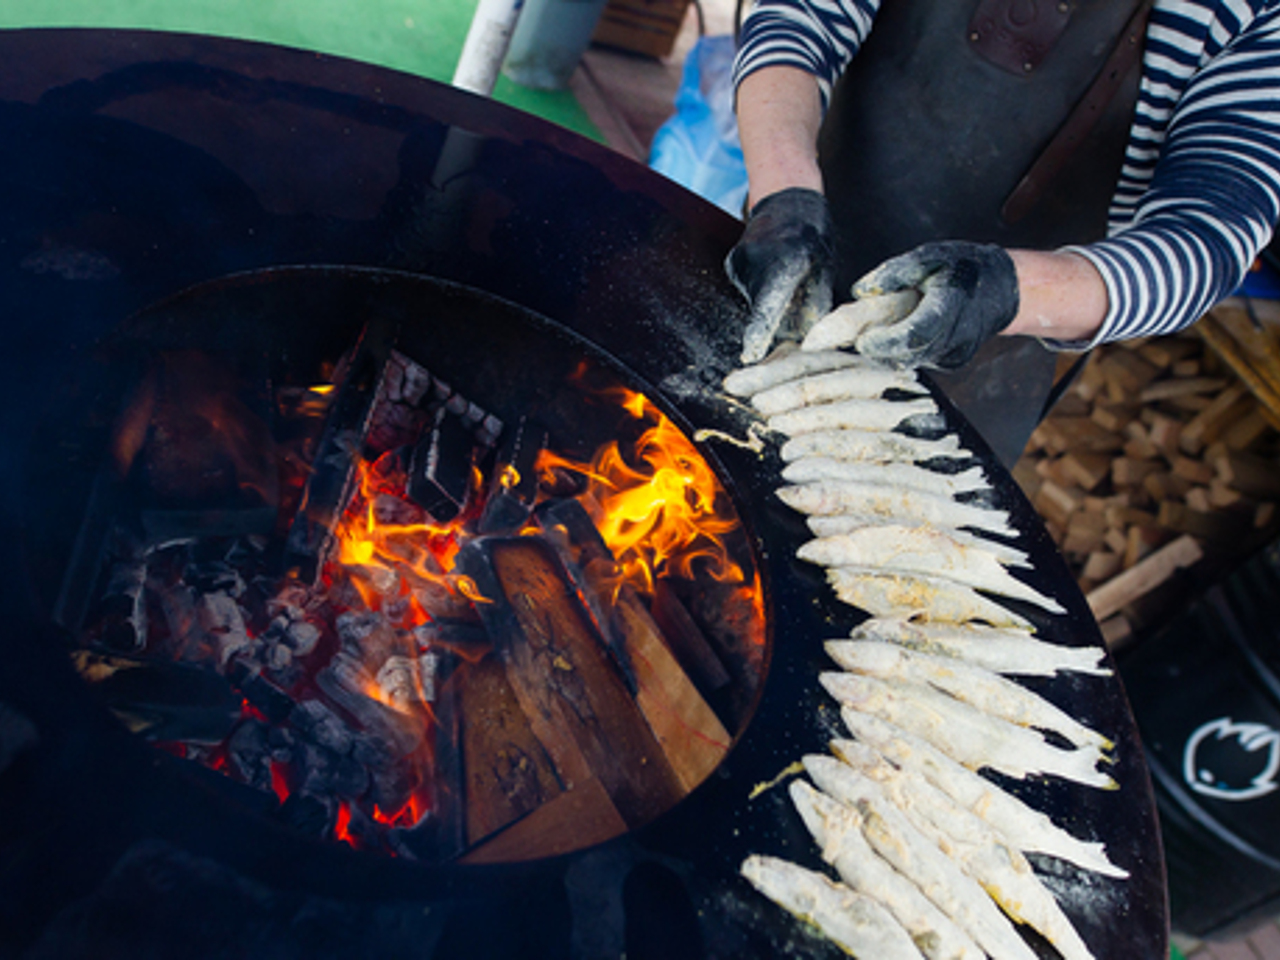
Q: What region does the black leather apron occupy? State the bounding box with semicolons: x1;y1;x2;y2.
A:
817;0;1146;465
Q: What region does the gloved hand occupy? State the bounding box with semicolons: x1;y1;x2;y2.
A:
803;241;1020;370
725;188;835;365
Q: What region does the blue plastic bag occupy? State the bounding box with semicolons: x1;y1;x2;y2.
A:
648;35;749;219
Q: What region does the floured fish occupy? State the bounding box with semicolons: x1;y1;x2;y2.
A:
803;755;1038;960
841;709;1127;878
850;617;1110;677
825;568;1033;629
798;526;1063;613
777;481;1017;538
801;291;921;353
740;855;923;959
750;367;925;417
830;741;1098;960
826;640;1108;749
822;673;1116;788
802;521;1027;566
724;348;882;398
782;458;990;498
780;428;965;464
769;396;938;436
790;780;987;960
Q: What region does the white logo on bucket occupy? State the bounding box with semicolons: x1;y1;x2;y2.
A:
1183;717;1280;802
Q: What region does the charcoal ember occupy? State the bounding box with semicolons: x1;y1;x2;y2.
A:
387;350;433;405
413;619;488;651
197;592;251;666
233;667;295;724
316;652;424;759
98;557;148;652
285;620;321;657
298;741;369;800
184;560;245;598
153;581;204;662
375;654;435;710
227;719;272;792
267;725;296;763
264;640;292;672
372;492;424;527
405;575;476;623
365;751;416;815
278;791;333;837
407;407;477;523
292;699;355;756
266;581;310;622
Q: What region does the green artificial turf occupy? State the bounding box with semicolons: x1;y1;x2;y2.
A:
0;0;603;141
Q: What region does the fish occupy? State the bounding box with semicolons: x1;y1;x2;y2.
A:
825;568;1034;629
723;348;888;399
750;366;925;417
780;428;966;464
777;481;1018;538
797;524;1061;614
825;640;1108;749
839;709;1127;878
829;741;1099;960
739;855;924;959
782;458;990;498
801;521;1028;567
803;754;1039;960
789;780;987;960
822;673;1116;788
849;617;1110;677
800;291;921;353
769;396;939;436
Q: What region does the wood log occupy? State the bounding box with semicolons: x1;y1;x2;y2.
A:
1138;338;1200;369
481;537;686;828
1223;408;1272;452
460;654;565;847
1098;350;1161;398
1092;401;1140;433
1171;455;1216;486
1157;501;1248;543
1213;450;1280;498
1060;451;1112;491
1082;551;1123;582
1179;381;1251;454
1139;377;1229;403
1146;414;1185;458
1123;523;1169;569
1035;479;1084;528
1112;457;1163;487
1088;534;1205;621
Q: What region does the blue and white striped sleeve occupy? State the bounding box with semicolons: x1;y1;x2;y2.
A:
1062;7;1280;347
732;0;882;108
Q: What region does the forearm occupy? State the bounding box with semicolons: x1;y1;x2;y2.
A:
1002;249;1109;344
736;67;825;208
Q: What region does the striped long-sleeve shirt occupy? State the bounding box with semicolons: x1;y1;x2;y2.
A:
734;0;1280;346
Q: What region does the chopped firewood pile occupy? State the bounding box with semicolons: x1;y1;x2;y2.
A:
1012;298;1280;647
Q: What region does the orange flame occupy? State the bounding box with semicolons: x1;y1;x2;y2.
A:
536;387;748;598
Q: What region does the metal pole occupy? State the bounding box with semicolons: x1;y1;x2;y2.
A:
453;0;524;96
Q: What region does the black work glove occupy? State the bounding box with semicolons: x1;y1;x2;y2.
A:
845;241;1020;370
725;188;835;365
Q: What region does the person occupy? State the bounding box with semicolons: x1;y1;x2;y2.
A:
724;0;1280;387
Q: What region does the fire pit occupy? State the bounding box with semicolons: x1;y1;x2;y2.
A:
55;267;766;864
0;27;1169;960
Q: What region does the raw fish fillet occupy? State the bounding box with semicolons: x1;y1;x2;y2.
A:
770;396;938;435
799;526;1063;613
804;755;1038;960
783;458;990;498
830;742;1098;960
739;855;923;959
822;673;1116;788
825;640;1107;749
751;366;924;416
781;428;965;464
849;617;1110;677
841;709;1127;878
723;348;882;398
826;568;1033;629
789;780;987;960
777;481;1017;538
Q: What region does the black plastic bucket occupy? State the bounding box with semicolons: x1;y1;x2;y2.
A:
1118;538;1280;939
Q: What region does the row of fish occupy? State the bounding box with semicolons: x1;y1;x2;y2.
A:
722;343;1121;959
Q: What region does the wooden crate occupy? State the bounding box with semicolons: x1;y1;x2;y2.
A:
592;0;693;59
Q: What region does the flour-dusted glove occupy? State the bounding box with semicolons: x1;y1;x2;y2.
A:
840;241;1020;370
725;188;835;365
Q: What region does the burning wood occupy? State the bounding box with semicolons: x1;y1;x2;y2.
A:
67;331;764;862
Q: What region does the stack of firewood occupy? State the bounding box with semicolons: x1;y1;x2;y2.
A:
1012;298;1280;645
